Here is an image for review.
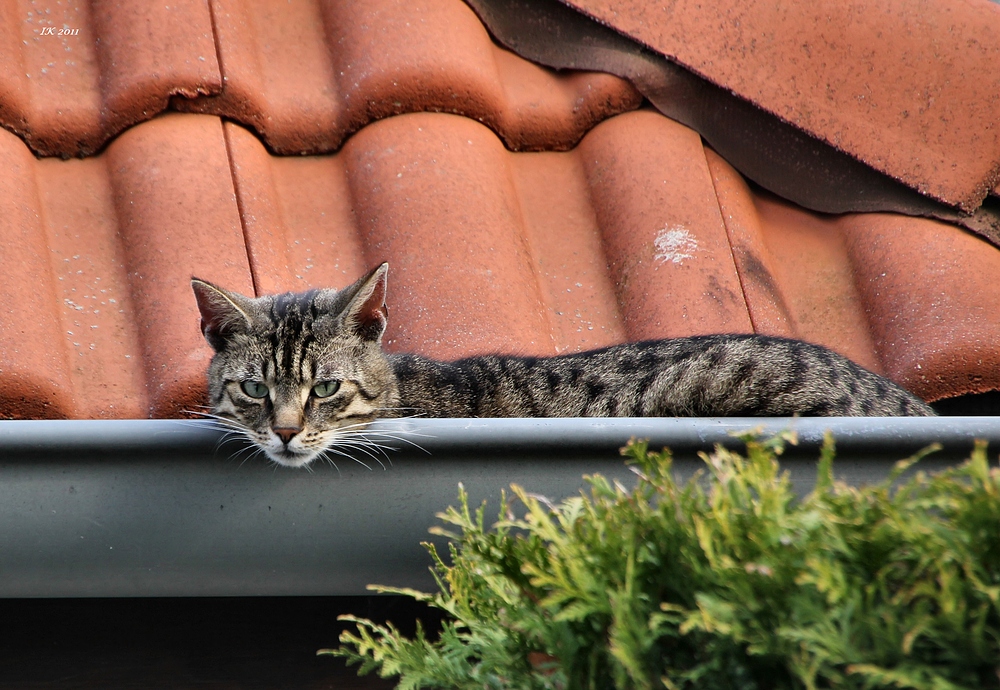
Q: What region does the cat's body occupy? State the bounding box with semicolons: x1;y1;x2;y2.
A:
192;263;934;468
390;337;931;419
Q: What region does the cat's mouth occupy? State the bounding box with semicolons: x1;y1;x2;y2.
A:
267;447;319;469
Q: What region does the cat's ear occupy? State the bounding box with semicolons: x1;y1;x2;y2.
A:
339;263;389;343
191;278;255;351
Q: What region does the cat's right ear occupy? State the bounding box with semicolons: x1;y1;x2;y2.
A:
191;278;254;351
338;262;389;343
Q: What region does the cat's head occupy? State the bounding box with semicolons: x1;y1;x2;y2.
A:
191;263;399;468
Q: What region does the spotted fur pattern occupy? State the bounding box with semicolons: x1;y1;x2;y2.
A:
192;263;934;467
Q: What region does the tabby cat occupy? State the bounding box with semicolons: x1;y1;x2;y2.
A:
192;263;934;468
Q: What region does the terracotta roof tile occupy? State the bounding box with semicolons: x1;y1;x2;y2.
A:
838;213;1000;401
563;0;1000;211
579;111;753;340
0;127;73;418
175;0;642;154
1;0;1000;420
4;0;220;157
36;150;147;420
106;114;253;417
0;115;251;419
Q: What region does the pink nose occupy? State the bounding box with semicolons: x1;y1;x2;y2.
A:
273;427;301;444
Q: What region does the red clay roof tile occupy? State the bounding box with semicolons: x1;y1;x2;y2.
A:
1;0;999;420
36;151;149;420
564;0;1000;212
506;148;627;354
0;127;74;419
4;0;220;157
579;111;754;340
838;213;1000;401
341;112;556;359
176;0;642;154
106;114;253;418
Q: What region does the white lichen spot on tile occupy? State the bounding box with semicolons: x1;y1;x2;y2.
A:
654;226;698;265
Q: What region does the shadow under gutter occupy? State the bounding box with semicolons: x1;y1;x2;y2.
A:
1;417;998;598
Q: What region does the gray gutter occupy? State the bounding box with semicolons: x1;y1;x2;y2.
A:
1;417;998;598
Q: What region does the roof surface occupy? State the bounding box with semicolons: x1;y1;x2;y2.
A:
564;0;1000;211
1;0;999;420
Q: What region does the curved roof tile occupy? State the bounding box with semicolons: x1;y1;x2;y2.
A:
3;108;1000;418
1;0;999;421
1;0;220;157
565;0;1000;211
176;0;641;154
0;0;641;159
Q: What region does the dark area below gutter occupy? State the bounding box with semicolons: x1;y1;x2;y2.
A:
1;417;998;598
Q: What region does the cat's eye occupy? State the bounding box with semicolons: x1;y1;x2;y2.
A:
240;380;269;399
311;380;340;398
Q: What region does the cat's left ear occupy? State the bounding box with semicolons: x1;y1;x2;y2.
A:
339;262;389;343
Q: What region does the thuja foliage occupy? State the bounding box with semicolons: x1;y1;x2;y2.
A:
325;433;1000;689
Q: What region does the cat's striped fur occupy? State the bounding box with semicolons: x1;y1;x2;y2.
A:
192;263;934;467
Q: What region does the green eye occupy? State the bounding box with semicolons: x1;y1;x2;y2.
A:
312;380;340;398
240;380;269;398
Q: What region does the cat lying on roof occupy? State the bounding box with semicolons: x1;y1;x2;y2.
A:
191;263;933;468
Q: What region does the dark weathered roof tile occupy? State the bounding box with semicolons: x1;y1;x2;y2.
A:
564;0;1000;211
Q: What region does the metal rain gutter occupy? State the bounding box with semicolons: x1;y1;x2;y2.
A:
1;417;998;598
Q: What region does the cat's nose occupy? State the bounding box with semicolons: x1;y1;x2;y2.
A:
273;426;301;445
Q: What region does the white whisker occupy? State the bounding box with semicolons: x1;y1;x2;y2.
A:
332;430;398;452
181;412;251;450
332;419;381;433
234;444;264;468
335;426;432;456
184;409;241;425
329;440;386;469
318;454;341;476
358;431;431;455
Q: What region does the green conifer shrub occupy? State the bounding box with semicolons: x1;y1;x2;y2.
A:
326;433;1000;689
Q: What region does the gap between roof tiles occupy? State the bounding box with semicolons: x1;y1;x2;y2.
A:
220;121;262;298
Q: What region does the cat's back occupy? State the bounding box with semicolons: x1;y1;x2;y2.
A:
608;335;933;417
389;334;934;418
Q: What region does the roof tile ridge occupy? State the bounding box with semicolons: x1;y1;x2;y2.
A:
103;113;251;418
